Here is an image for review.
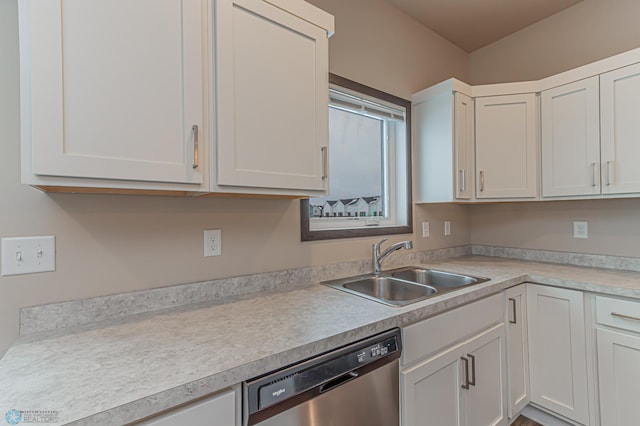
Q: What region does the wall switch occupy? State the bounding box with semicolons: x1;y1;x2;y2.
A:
1;236;56;276
573;221;588;239
422;222;430;238
444;221;451;236
204;229;222;257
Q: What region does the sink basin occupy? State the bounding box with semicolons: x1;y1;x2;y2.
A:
322;267;490;307
390;267;489;288
323;275;437;306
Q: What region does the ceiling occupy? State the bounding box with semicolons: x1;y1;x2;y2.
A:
387;0;584;52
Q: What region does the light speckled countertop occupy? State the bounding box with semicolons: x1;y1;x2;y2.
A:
2;255;640;425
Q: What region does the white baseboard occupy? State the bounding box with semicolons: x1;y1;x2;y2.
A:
519;405;582;426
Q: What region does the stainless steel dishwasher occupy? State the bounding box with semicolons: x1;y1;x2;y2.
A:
243;328;402;426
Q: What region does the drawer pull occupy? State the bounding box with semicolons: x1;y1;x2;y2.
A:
459;169;466;192
509;298;517;324
461;356;470;389
591;162;597;187
479;171;485;192
467;353;476;387
611;312;640;322
192;124;199;169
321;146;329;180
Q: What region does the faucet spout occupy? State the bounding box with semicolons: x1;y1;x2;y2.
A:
373;239;413;274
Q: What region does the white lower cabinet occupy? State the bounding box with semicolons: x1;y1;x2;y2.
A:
505;285;529;419
401;294;507;426
595;295;640;426
138;389;237;425
402;324;506;426
527;284;590;425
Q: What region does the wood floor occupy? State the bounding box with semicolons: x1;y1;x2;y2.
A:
512;415;544;426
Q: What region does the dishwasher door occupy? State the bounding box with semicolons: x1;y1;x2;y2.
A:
255;359;398;426
244;328;401;426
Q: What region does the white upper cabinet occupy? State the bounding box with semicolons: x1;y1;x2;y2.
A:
412;79;474;203
455;93;475;200
600;62;640;195
541;77;601;197
475;94;538;199
214;0;330;194
20;0;206;191
19;0;333;196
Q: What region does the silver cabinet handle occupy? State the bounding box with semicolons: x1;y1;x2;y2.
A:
467;354;476;387
459;169;466;192
192;125;199;169
479;171;485;192
612;312;640;322
461;356;470;389
591;162;597;187
321;146;328;180
509;298;517;324
606;161;612;186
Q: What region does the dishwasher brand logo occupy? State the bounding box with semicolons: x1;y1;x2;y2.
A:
272;388;287;398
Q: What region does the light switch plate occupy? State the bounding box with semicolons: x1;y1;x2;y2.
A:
1;236;56;276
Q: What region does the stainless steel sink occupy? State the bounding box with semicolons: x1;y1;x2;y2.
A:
322;267;489;307
389;267;489;288
323;275;438;307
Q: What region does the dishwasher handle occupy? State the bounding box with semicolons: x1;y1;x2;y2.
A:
319;371;359;393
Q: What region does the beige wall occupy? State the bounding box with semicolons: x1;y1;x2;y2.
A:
468;0;640;256
470;199;640;257
0;0;469;355
307;0;469;99
469;0;640;84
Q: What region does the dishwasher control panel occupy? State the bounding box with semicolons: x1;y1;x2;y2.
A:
244;328;402;422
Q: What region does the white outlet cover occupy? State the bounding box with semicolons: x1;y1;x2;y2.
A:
422;222;430;238
1;236;55;276
573;221;588;239
204;229;222;257
444;221;451;236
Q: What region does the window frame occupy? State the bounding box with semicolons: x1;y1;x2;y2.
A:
300;74;413;241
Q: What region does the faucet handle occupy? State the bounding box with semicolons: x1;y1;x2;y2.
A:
373;238;388;249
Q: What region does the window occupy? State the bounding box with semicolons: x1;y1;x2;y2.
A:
301;74;412;241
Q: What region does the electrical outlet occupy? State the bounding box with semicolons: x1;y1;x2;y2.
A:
573;221;588;239
444;221;451;236
422;222;430;238
204;229;222;257
1;236;56;276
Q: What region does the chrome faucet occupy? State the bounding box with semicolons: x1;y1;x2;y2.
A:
373;238;413;274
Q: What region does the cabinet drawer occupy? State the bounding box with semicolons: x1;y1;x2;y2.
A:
596;295;640;333
402;293;503;366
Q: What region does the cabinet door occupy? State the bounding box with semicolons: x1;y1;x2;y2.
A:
475;94;538;199
541;77;600;197
601;62;640;195
463;324;507;426
140;389;236;425
527;285;589;425
505;285;529;418
597;328;640;426
401;342;463;426
455;92;474;200
215;0;329;192
21;0;204;185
